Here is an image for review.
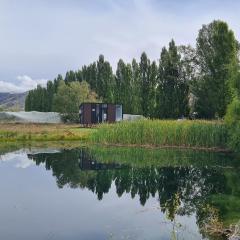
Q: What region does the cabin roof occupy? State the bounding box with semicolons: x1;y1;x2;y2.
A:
79;102;122;107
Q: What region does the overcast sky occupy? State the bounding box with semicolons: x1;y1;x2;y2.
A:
0;0;240;92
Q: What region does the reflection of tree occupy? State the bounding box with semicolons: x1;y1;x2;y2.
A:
29;148;229;214
28;147;240;239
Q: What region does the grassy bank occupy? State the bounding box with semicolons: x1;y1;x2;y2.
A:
0;123;94;142
91;119;228;150
0;120;230;151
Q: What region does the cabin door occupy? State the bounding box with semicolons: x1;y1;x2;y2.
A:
91;103;97;124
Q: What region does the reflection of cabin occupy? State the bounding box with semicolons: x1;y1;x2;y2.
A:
79;149;122;171
79;103;123;125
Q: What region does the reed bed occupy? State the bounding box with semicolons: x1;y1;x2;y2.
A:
91;119;228;149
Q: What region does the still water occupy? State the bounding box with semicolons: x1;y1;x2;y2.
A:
0;145;239;240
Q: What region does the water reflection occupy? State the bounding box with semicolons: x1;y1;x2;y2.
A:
1;146;240;240
29;148;240;219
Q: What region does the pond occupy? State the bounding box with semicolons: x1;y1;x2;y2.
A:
0;145;240;240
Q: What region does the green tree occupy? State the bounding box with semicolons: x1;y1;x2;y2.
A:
53;80;99;122
115;58;144;115
131;58;142;114
156;40;188;118
224;63;240;152
179;45;198;116
25;85;46;112
115;59;125;104
139;52;151;116
87;63;98;91
65;70;77;83
46;81;54;111
25;79;60;112
148;61;158;118
115;59;133;113
25;91;31;111
193;20;238;118
96;55;115;102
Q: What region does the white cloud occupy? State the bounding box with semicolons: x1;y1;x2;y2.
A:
0;152;35;169
0;81;25;93
0;75;48;93
15;156;35;169
0;0;240;83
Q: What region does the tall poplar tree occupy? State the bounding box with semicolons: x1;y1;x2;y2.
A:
156;40;188;118
115;59;125;104
65;70;77;83
96;55;115;102
115;59;133;113
148;61;158;118
131;59;141;114
139;52;150;116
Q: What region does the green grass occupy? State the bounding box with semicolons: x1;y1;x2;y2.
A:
0;120;230;151
91;119;228;150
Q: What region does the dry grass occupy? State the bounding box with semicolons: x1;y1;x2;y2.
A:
201;205;240;239
0;123;94;142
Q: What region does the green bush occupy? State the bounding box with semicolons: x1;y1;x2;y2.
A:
225;97;240;126
225;97;240;152
226;122;240;152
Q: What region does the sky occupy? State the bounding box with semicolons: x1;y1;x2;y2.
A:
0;0;240;92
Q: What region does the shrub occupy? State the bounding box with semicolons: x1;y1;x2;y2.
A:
225;97;240;152
225;97;240;126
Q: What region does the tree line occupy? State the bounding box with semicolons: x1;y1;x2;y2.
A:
25;20;240;120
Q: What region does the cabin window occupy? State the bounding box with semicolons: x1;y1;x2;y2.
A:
116;105;122;121
79;105;84;124
103;113;106;121
96;104;100;122
102;104;108;122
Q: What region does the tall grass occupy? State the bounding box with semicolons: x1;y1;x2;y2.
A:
91;119;228;149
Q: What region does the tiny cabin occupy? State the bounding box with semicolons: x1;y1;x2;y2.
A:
79;103;123;125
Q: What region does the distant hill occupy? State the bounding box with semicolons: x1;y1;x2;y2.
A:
0;92;27;111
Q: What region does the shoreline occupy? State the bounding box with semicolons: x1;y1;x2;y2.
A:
0;122;232;153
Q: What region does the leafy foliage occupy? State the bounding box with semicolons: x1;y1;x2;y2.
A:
52;80;99;122
156;40;189;119
225;97;240;126
193;20;238;118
